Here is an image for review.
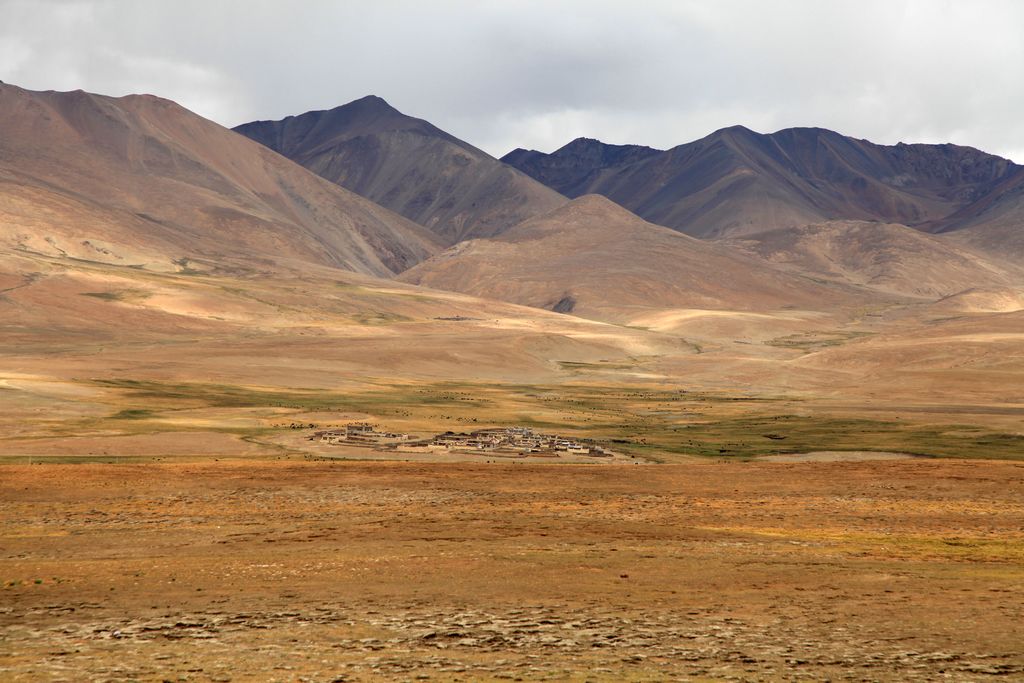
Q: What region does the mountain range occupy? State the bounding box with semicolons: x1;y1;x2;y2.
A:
3;83;1020;313
3;82;1021;324
502;129;1024;245
1;81;1022;444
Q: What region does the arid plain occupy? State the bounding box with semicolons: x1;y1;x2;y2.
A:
3;461;1024;681
3;248;1023;682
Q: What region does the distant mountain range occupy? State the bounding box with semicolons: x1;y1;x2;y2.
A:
232;96;1023;269
234;96;565;244
502;129;1024;244
2;82;1021;327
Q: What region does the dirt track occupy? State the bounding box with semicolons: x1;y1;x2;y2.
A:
2;460;1023;681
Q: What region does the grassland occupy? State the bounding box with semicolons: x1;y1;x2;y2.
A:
3;378;1018;462
2;459;1022;681
765;330;874;351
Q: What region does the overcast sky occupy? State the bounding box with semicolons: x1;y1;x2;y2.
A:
3;0;1023;161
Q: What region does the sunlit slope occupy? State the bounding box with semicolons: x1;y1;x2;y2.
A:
400;195;874;321
0;84;439;276
721;220;1023;299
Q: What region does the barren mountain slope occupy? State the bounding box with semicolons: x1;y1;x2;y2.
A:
0;84;440;277
721;221;1024;299
235;97;566;244
503;129;1020;238
399;195;874;322
931;167;1024;262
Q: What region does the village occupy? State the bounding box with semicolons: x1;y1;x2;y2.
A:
312;423;615;458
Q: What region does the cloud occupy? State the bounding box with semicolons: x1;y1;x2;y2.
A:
1;0;1022;161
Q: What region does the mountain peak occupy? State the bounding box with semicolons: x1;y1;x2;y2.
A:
556;137;605;151
561;193;633;214
352;94;389;105
334;94;399;116
296;94;410;130
714;124;757;135
552;136;661;158
234;94;419;144
502;193;674;243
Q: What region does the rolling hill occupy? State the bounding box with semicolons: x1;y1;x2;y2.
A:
0;83;440;277
234;96;567;244
502;128;1021;239
720;220;1024;299
399;194;873;322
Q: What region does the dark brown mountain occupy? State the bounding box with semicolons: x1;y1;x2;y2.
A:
234;97;566;244
0;84;439;277
501;138;661;197
502;127;1021;239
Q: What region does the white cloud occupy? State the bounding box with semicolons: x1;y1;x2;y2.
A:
1;0;1022;161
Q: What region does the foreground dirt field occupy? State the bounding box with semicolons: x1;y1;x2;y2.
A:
2;460;1023;681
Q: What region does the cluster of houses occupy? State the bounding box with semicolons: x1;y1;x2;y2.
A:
313;423;610;458
423;426;607;456
314;422;411;445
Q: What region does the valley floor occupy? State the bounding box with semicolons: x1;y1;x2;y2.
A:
2;460;1023;681
1;246;1022;682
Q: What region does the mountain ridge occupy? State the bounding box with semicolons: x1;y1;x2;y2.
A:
502;127;1021;239
502;137;662;197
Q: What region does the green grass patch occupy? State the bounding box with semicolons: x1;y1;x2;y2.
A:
110;409;154;420
557;360;638;372
79;289;150;303
595;413;1024;461
75;379;1024;462
90;379;492;413
765;330;873;352
351;311;413;325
